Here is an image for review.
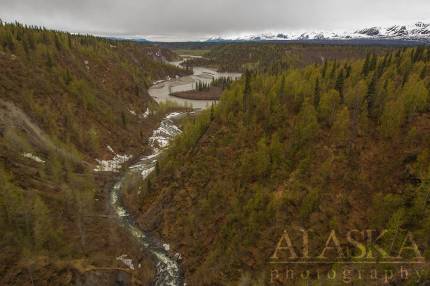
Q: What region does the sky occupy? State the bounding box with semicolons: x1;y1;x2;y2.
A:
0;0;430;41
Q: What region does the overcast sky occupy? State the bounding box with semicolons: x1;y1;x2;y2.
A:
1;0;429;41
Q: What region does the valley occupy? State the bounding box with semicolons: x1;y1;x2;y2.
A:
2;17;430;286
0;22;191;285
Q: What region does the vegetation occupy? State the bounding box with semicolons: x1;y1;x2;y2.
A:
130;47;430;285
170;78;234;101
4;20;430;285
211;76;234;90
181;43;394;73
173;49;211;57
0;22;187;284
195;77;233;91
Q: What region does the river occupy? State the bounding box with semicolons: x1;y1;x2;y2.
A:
110;59;240;285
111;112;186;286
149;59;241;109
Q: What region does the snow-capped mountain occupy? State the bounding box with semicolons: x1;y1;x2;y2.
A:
206;22;430;42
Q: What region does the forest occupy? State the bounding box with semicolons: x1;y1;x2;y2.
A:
2;19;430;286
179;43;395;73
127;46;430;285
0;22;188;285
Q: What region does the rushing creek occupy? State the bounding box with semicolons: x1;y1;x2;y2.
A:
111;112;185;286
110;61;240;285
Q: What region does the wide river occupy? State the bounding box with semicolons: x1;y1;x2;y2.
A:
149;59;241;109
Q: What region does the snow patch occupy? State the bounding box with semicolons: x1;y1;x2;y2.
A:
174;253;182;261
22;153;45;164
142;108;150;119
107;145;115;154
153;79;165;85
148;114;182;152
116;254;135;270
141;166;155;179
94;146;132;172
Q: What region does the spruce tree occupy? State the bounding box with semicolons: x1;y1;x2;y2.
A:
155;161;160;176
367;76;377;120
314;77;320;108
329;60;337;79
46;52;53;68
335;71;345;103
243;70;251;113
322;60;328;78
278;76;286;101
420;66;427;80
121;111;127;128
210;103;215;121
368;54;377;72
362;53;371;76
32;196;59;252
345;65;352;78
146;178;152;192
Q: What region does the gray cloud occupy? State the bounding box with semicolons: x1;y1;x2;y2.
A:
1;0;429;41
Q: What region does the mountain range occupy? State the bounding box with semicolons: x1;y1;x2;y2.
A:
206;22;430;43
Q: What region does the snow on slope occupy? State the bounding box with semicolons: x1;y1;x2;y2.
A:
206;22;430;42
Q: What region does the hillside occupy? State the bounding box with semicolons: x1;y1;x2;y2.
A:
0;22;189;285
126;47;430;285
181;43;393;73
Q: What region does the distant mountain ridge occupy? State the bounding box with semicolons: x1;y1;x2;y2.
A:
206;22;430;43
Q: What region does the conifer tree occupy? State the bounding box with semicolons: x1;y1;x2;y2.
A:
121;111;127;128
46;152;63;183
335;70;345;103
345;65;352;78
319;89;340;126
63;69;72;85
278;76;286;101
380;99;405;138
367;76;377;120
67;34;72;49
368;53;377;72
420;66;427;80
329;60;337;79
362;53;371;76
5;31;15;52
146;178;152;192
255;138;271;177
322;60;328;78
54;34;62;51
155;161;160;176
243;70;251;113
32;196;59;251
332;107;350;144
314;77;320;108
210;103;215;121
293;98;319;146
46;52;53;68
